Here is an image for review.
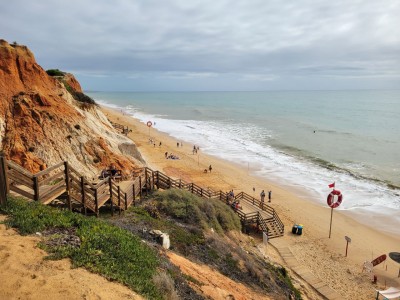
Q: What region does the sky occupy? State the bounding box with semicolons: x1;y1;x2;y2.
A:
1;0;400;91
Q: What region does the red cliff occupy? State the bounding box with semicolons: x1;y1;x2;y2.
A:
0;39;143;177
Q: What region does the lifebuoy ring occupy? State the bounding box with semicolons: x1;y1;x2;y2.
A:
146;121;152;127
327;189;343;208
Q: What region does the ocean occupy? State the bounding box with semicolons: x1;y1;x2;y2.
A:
87;90;400;236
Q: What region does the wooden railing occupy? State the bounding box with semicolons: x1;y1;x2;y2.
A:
0;154;8;205
0;155;146;216
109;121;130;135
143;167;284;238
0;155;284;238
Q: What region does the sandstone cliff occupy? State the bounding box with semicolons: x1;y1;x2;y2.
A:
0;39;144;178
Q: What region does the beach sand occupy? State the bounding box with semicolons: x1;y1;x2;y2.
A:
103;107;400;300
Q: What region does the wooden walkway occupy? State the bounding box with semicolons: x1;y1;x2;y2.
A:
269;238;343;300
0;155;285;238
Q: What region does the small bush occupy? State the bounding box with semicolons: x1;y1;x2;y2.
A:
46;69;65;76
153;272;179;300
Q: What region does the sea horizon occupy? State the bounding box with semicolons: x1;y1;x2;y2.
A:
88;90;400;237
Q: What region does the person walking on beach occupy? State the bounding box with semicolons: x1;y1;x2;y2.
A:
260;190;266;208
177;142;179;147
209;165;212;173
268;190;272;202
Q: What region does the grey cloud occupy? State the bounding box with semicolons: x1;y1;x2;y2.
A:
1;0;399;90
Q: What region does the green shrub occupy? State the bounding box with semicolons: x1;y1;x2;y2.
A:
46;69;65;76
153;189;241;233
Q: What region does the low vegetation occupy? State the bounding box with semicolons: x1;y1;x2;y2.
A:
46;68;98;108
46;69;65;76
1;197;162;299
1;190;301;299
113;189;302;299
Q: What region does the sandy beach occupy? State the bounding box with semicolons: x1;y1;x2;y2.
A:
103;106;400;300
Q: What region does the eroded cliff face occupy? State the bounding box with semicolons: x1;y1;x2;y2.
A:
0;39;144;178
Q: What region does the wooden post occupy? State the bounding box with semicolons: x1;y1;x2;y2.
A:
152;171;155;190
109;177;113;216
156;171;159;189
132;183;136;206
145;170;148;195
33;175;39;201
94;185;99;217
0;155;8;205
81;176;87;216
179;179;182;189
139;176;142;198
64;162;72;211
125;193;128;210
118;186;121;215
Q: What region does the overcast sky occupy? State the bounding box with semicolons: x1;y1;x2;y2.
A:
1;0;399;91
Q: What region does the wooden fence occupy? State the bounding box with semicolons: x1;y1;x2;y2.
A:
0;155;284;238
0;156;146;216
143;168;285;238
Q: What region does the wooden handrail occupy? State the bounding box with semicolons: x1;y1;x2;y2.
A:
36;161;64;178
2;156;284;237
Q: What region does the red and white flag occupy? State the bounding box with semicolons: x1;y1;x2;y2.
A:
328;182;335;188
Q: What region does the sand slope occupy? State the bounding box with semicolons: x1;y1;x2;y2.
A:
0;216;142;300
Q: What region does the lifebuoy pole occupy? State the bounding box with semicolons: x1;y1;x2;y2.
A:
329;207;333;238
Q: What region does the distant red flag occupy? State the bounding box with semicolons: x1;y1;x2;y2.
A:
328;182;335;188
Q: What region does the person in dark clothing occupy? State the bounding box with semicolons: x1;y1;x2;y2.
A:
268;190;272;202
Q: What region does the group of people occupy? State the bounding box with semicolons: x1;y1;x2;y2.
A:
204;165;212;173
231;200;242;211
192;145;200;154
227;190;235;204
100;165;120;180
260;189;272;207
164;152;180;160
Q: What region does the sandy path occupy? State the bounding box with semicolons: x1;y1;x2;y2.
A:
0;216;142;300
104;107;400;300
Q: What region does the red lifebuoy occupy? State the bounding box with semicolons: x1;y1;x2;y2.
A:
146;121;152;127
327;189;343;208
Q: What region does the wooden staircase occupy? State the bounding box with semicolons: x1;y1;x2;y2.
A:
0;156;284;238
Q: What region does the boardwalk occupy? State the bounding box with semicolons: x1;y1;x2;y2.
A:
0;155;284;238
270;238;343;300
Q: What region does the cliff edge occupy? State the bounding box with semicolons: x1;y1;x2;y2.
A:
0;39;144;178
